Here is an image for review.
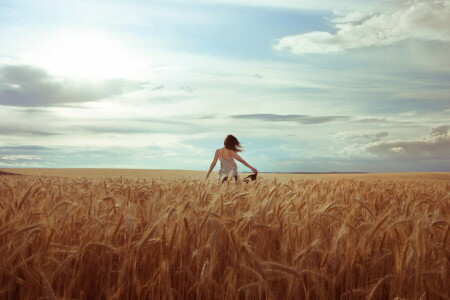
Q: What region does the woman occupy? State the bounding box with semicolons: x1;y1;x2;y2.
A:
205;134;258;182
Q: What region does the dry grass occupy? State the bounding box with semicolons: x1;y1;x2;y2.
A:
1;174;449;299
3;168;450;182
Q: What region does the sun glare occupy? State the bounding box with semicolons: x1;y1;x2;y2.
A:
31;33;138;78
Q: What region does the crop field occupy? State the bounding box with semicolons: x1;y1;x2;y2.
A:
1;173;449;299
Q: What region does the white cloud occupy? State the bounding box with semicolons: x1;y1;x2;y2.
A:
1;155;42;160
273;0;450;54
366;125;450;160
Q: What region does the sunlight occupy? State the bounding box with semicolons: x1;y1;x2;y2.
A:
31;32;138;78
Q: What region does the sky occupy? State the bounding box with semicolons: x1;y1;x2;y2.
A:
0;0;449;172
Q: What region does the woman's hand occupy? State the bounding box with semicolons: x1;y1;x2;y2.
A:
250;167;258;174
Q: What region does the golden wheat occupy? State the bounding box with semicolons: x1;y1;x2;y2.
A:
0;175;449;299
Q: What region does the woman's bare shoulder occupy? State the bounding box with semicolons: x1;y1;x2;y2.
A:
231;151;241;159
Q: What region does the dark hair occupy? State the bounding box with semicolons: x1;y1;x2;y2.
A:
224;134;242;152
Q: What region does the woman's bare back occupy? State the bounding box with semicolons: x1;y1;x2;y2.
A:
217;147;235;160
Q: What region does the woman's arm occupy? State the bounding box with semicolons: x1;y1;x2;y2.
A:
205;150;219;179
233;152;258;173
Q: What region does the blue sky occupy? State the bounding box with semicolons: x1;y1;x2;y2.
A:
0;0;449;172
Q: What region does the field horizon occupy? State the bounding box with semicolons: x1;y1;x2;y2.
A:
1;168;449;182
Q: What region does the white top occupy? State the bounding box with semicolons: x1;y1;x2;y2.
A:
218;156;237;178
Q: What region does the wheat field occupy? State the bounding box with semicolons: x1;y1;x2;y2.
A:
1;173;449;299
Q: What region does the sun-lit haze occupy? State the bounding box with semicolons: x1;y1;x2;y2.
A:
1;0;449;172
26;32;140;78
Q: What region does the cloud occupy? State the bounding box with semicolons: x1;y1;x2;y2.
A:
0;145;57;164
366;125;450;160
232;114;350;124
79;126;157;134
232;114;410;126
73;117;195;135
430;125;450;138
0;125;59;136
180;86;195;93
0;145;56;151
151;85;164;91
1;155;42;160
351;117;417;125
0;151;47;166
352;118;390;124
0;65;147;107
273;0;450;54
20;108;49;114
348;131;389;142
